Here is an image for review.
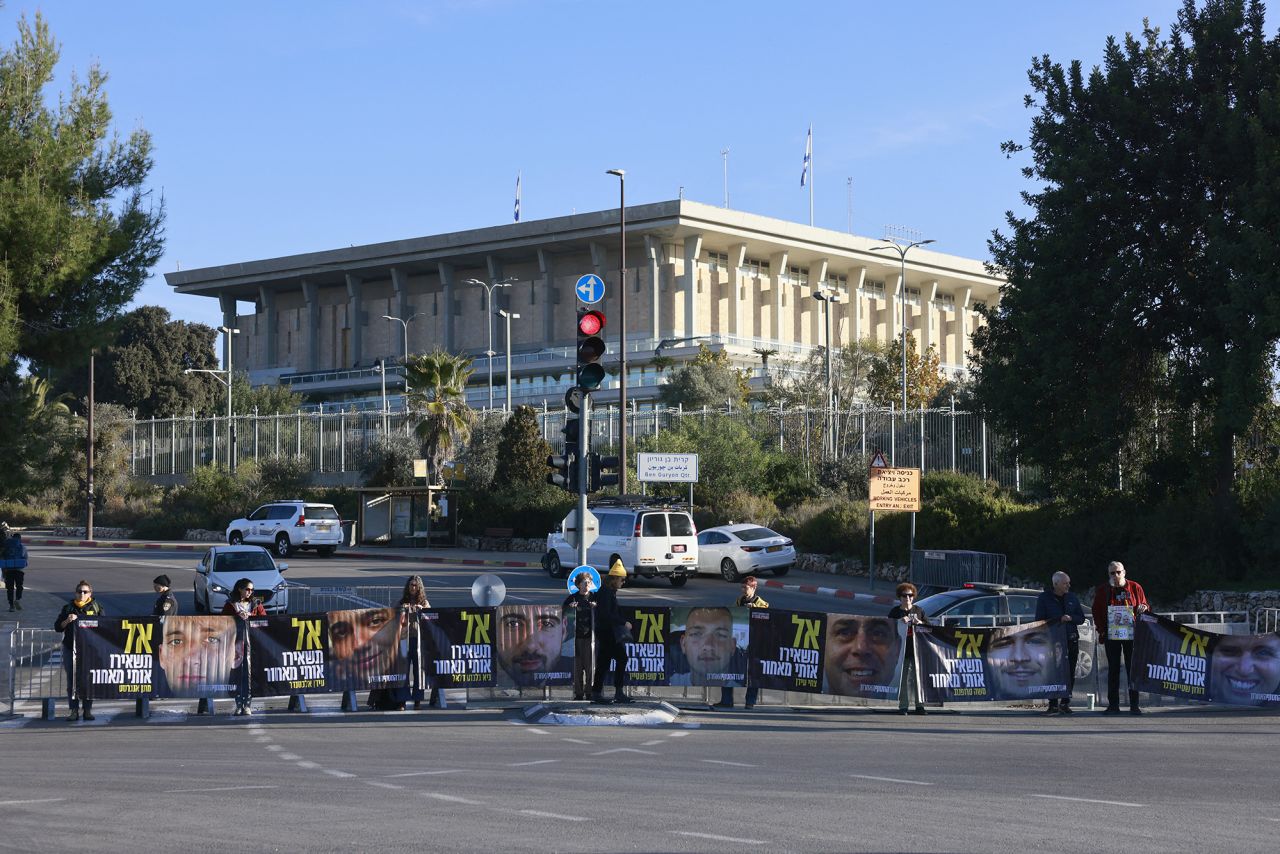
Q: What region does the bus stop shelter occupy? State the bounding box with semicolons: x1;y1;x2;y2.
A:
353;485;460;548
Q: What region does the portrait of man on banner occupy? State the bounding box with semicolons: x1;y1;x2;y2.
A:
986;621;1069;700
494;604;573;688
327;607;403;691
1209;632;1280;706
156;615;236;698
822;613;905;699
669;607;747;687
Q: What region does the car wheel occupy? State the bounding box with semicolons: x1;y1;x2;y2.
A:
720;558;740;583
774;563;791;577
545;551;563;579
669;575;688;588
274;534;292;559
317;546;336;557
227;531;243;546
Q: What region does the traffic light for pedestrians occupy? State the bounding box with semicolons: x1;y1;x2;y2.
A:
576;308;607;392
546;418;581;492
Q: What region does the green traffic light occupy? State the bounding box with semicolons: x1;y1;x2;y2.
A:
577;363;606;390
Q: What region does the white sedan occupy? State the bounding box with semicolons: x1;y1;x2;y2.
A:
697;524;796;582
194;545;290;614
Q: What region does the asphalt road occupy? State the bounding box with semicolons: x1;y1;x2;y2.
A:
20;545;885;615
2;703;1277;852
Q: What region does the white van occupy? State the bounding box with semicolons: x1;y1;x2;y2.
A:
544;502;699;587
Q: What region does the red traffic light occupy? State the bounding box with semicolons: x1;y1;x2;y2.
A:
577;310;605;336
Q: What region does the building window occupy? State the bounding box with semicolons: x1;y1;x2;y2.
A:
862;279;886;300
786;265;810;285
905;286;921;304
739;257;770;277
824;273;848;290
706;250;729;272
935;292;955;311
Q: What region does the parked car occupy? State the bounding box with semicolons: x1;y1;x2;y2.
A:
193;545;290;614
544;500;698;587
225;500;342;558
696;524;795;581
915;582;1096;678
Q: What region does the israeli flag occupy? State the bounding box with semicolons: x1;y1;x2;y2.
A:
801;125;812;187
514;172;521;222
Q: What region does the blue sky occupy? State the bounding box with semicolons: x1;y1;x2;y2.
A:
5;0;1186;329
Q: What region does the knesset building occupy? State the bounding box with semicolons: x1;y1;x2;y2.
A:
165;199;1002;411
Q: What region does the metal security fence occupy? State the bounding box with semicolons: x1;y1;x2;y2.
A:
128;404;1037;493
1257;608;1280;634
7;628;67;714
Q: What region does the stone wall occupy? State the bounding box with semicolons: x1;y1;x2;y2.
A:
459;535;546;553
52;525;133;540
1176;590;1280;625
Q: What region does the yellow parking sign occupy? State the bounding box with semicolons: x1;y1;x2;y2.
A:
869;466;921;512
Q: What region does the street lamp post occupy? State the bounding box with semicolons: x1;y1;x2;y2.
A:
185;326;239;472
497;308;521;412
381;313;422;396
606;168;628;493
375;358;389;435
870;238;935;412
464;278;513;409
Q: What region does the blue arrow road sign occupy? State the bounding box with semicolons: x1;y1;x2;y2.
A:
575;274;605;305
566;565;601;594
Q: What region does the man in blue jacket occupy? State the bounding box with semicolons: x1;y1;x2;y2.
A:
1035;571;1086;714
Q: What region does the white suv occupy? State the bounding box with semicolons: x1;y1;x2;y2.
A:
226;500;342;558
544;501;699;587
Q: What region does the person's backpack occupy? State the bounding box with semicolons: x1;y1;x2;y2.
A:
1;536;18;561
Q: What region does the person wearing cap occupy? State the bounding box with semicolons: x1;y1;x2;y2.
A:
2;531;27;612
152;574;178;617
1091;560;1149;715
887;582;929;715
590;560;633;705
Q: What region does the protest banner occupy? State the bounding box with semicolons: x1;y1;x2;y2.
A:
77;617;158;699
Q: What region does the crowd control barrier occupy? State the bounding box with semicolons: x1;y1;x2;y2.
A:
8;599;1278;719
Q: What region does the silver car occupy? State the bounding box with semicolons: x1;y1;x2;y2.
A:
697;524;796;582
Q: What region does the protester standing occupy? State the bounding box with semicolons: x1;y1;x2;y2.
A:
3;531;26;612
1091;561;1149;715
372;575;433;711
151;574;178;617
887;582;929;715
1036;571;1085;714
716;576;770;709
562;572;596;701
54;580;104;721
221;577;266;715
590;561;633;705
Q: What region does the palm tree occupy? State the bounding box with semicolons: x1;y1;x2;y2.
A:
404;349;475;485
752;347;778;372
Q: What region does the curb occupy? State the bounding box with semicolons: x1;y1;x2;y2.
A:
759;578;896;607
24;538;545;569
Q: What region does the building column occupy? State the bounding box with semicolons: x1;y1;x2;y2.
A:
957;286;972;368
682;235;703;339
730;244;746;338
769;251;789;343
537;249;556;345
643;235;661;344
486;256;507;312
811;259;829;345
925;280;938;355
301;280;321;371
219;294;237;373
345;274;364;368
852;266;867;345
257;286;277;369
590;242;608;279
438;262;456;351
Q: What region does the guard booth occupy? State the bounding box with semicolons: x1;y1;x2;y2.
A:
354;485;460;548
910;549;1007;596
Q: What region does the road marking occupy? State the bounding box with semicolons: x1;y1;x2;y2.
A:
422;792;485;805
265;745;283;752
296;761;320;769
0;798;66;806
505;593;532;602
671;831;767;845
0;718;34;729
509;759;560;767
323;769;355;778
850;774;933;786
519;810;587;822
386;770;466;777
590;747;658;756
170;786;278;794
669;731;692;737
527;727;549;735
561;737;592;745
41;554;192;570
279;753;300;761
364;781;403;790
1031;794;1145;807
701;759;756;767
641;740;664;746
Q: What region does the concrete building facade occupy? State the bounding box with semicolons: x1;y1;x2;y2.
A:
165;200;1002;409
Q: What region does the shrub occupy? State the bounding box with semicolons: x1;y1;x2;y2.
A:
459;484;574;539
0;499;59;527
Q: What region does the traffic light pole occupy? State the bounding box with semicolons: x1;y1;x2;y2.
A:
576;393;591;567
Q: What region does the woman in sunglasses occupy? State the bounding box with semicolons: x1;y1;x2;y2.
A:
54;580;105;722
222;577;266;715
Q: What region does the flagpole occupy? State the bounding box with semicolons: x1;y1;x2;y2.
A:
809;125;814;226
